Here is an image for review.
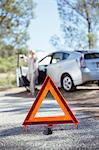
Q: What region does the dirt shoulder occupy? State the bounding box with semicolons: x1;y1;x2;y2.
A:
0;87;26;95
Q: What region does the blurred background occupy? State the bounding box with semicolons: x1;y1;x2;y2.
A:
0;0;99;89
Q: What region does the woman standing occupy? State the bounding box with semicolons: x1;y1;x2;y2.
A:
27;50;38;96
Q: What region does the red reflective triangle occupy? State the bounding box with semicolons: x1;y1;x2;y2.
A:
23;76;79;126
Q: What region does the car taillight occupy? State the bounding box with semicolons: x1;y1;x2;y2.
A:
80;55;86;68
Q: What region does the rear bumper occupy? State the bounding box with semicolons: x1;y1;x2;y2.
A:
82;68;99;83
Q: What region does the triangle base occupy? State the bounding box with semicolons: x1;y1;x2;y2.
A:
23;120;77;125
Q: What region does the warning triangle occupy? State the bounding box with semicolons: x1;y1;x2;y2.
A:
23;76;79;126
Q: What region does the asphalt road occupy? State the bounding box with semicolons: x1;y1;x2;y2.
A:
0;87;99;150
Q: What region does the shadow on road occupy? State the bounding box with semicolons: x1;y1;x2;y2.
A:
4;86;99;99
0;116;98;138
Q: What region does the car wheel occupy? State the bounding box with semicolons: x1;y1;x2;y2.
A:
61;74;75;91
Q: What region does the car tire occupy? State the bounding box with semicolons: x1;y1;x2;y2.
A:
61;74;75;92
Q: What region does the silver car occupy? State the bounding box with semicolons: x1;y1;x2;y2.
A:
38;50;99;91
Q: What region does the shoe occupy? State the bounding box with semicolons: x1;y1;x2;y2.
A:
31;93;36;97
34;93;36;97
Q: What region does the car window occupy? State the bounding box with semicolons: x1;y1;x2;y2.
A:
63;53;69;60
39;55;52;66
84;53;99;59
52;52;63;64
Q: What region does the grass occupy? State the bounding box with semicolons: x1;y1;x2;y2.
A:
0;56;17;73
0;72;16;89
0;55;28;89
0;56;17;88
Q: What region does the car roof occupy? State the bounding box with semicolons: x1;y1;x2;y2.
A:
39;50;99;60
75;50;99;54
47;50;77;55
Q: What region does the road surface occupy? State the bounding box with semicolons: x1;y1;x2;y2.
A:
0;87;99;150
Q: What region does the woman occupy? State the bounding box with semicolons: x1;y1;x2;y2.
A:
27;50;38;96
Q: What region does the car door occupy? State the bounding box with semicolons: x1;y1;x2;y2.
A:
38;55;52;84
47;52;64;85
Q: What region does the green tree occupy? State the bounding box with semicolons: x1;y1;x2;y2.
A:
0;0;34;57
75;0;99;49
57;0;99;50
